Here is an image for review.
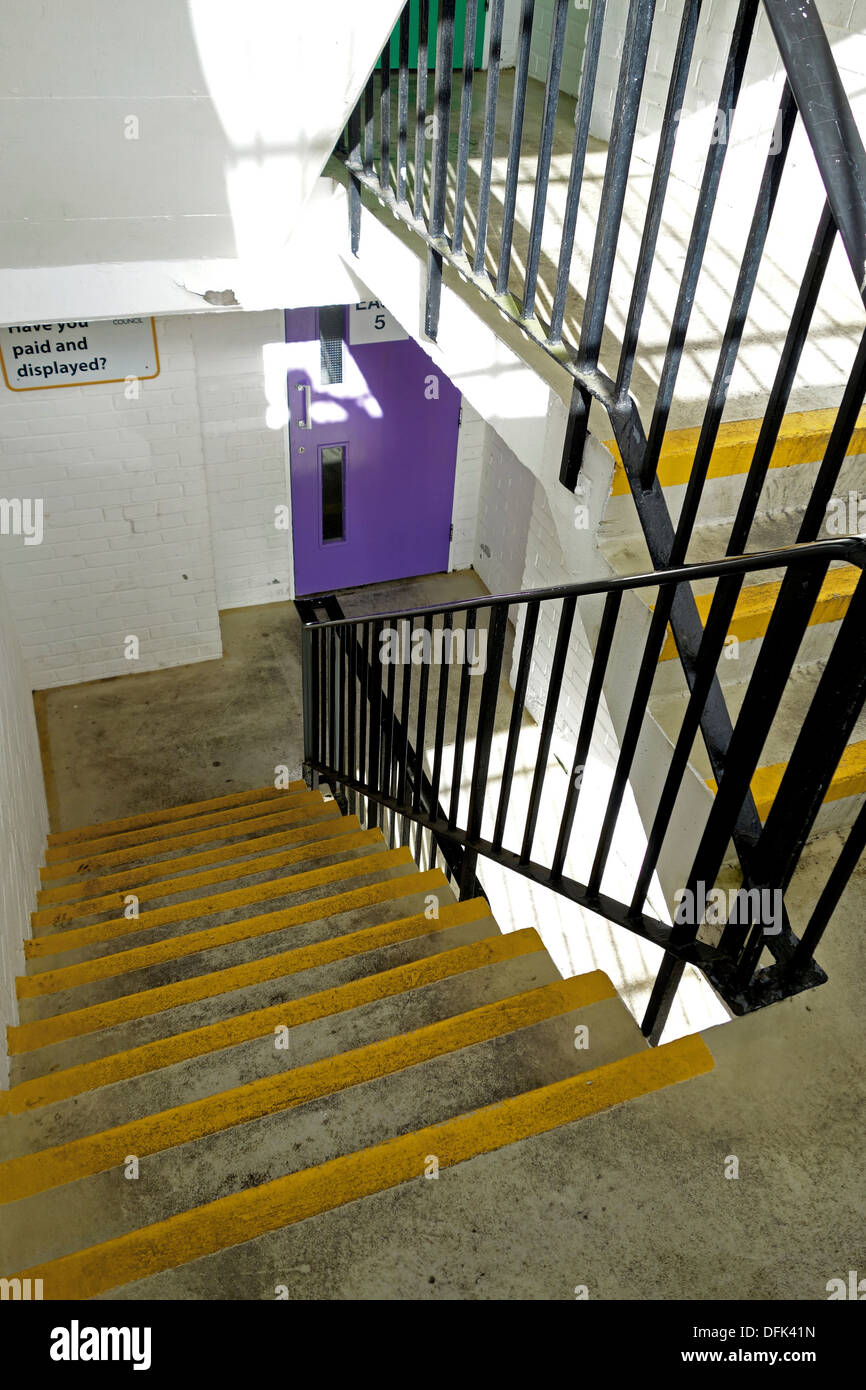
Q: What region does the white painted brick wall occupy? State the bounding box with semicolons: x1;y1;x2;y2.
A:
0;567;48;1090
528;0;591;97
191;311;292;610
449;399;486;571
0;316;224;688
591;0;864;197
472;421;619;752
473;427;537;596
0;310;297;690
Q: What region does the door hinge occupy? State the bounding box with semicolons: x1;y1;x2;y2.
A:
458;404;463;425
449;523;454;541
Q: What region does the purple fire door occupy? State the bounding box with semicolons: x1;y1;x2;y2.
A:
285;302;460;596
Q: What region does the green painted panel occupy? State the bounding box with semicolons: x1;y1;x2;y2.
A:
378;0;486;71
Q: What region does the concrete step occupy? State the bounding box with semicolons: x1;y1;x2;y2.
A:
604;408;866;503
655;564;858;665
46;781;309;851
0;974;641;1268
40;798;343;887
30;826;391;936
651;660;866;832
16;863;443;1023
1;930;562;1154
43;789;321;866
8;1035;714;1299
22;850;420;984
600;408;866;558
8;897;494;1082
36;812;359;911
601;505;851;596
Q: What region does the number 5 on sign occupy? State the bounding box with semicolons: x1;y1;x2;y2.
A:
348;301;408;346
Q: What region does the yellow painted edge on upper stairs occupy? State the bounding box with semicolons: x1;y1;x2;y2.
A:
43;790;319;864
657;563;859;661
36;813;359;910
606;407;866;497
707;738;866;820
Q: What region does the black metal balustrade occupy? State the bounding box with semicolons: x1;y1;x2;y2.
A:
335;0;866;509
301;538;866;1042
321;0;866;1038
334;2;866;840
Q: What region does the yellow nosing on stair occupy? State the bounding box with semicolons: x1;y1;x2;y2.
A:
0;928;549;1116
37;815;356;910
7;872;465;1049
12;1034;713;1298
19;849;420;997
31;821;373;929
607;406;866;497
43;790;319;864
39;801;342;884
0;972;617;1203
29;837;393;959
707;739;866;820
46;782;309;849
658;564;859;661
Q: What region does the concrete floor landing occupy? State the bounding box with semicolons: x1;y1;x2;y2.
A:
35;601;308;835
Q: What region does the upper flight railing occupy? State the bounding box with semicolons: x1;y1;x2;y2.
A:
334;0;866;515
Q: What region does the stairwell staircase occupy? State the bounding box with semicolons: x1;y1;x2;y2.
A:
1;780;712;1299
600;408;866;844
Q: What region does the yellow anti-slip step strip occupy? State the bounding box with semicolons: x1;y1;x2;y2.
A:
27;839;396;967
7;887;482;1054
32;820;373;929
607;406;866;497
708;739;866;820
658;564;858;661
43;790;318;865
13;1035;713;1299
37;812;356;910
46;781;309;849
0;971;615;1203
19;850;421;998
0;928;543;1116
40;801;341;885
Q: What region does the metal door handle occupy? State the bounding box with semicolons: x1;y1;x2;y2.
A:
296;383;312;429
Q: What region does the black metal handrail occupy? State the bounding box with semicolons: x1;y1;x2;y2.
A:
336;0;866;496
302;537;866;1042
330;0;866;1032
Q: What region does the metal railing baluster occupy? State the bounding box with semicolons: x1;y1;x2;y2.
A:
495;0;535;297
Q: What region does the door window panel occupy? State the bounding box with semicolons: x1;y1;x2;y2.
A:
319;306;345;386
321;445;346;543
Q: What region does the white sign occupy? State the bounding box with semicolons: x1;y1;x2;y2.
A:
348;300;408;346
0;317;159;391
